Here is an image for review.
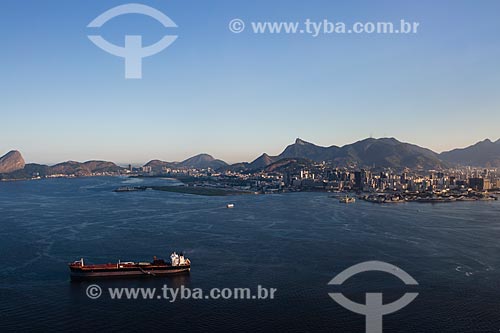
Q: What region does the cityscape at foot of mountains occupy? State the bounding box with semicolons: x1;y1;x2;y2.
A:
1;137;499;202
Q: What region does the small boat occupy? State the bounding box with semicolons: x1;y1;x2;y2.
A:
113;186;147;192
339;196;356;204
226;203;235;208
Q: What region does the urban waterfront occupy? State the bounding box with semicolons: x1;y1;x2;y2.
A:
1;177;500;332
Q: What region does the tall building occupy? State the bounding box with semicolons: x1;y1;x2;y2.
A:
469;178;484;191
354;169;368;190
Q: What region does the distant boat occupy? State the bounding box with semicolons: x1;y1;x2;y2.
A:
339;196;356;204
226;203;235;208
113;186;147;192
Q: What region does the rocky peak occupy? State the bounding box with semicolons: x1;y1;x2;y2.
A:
0;150;25;173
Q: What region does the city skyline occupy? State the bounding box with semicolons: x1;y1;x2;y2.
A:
1;0;500;164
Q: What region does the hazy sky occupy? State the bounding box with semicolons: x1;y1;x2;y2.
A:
1;0;499;164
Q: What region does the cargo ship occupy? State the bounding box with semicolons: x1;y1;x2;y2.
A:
69;252;190;280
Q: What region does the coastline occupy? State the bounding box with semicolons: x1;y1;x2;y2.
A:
2;174;498;202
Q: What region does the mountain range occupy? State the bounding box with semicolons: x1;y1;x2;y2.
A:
0;157;123;180
1;137;499;179
144;153;228;173
254;137;500;169
440;139;500;168
241;138;447;171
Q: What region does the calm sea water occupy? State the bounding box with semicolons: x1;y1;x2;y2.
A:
1;177;500;332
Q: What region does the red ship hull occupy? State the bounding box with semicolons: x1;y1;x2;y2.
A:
69;259;190;281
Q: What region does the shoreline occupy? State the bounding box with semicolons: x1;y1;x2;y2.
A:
113;185;254;196
2;174;498;202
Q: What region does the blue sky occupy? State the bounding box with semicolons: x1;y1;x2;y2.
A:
1;0;499;164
